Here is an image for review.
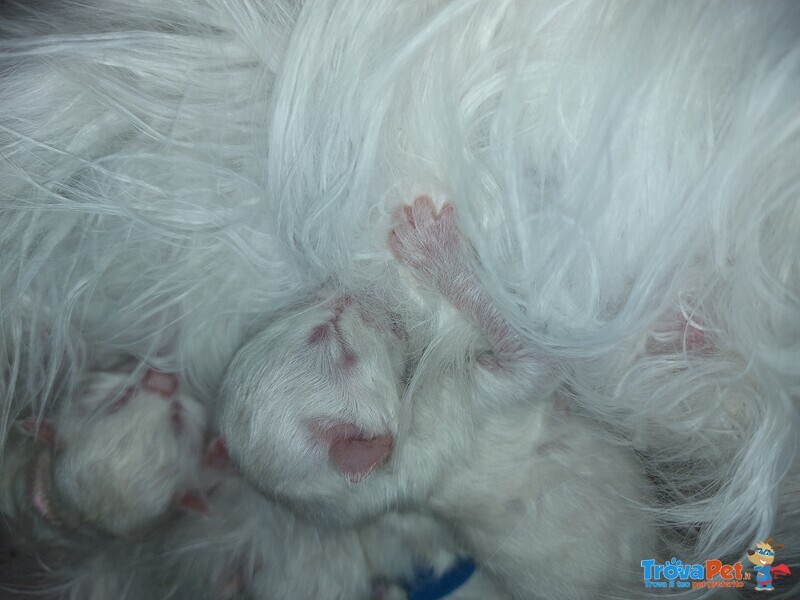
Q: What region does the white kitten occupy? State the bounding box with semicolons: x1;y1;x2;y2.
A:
163;468;466;600
218;290;408;525
2;367;207;538
218;196;655;598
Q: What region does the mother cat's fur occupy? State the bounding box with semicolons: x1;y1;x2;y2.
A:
1;0;798;598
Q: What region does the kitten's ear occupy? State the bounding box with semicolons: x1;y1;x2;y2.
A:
178;489;210;515
28;447;64;528
18;418;58;447
312;422;393;483
203;436;232;469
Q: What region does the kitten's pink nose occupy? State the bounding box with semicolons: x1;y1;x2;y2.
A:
142;369;179;398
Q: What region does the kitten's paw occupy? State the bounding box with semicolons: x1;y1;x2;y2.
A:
388;195;459;281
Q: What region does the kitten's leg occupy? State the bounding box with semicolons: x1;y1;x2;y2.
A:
389;196;526;364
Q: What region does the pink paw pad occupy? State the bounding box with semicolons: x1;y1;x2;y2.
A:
141;369;179;397
388;196;457;271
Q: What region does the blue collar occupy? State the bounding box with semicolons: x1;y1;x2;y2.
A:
403;558;476;600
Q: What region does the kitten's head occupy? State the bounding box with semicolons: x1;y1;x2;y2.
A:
27;370;208;537
218;292;408;525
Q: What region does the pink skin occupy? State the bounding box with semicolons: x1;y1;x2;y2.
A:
203;436;233;469
108;369;186;434
645;313;711;355
140;369;187;435
307;297;358;370
308;421;393;483
680;316;707;351
307;294;405;367
176;436;236;516
27;446;62;529
141;369;179;397
178;489;210;515
389;195;527;366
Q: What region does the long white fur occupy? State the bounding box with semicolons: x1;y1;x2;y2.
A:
1;0;799;597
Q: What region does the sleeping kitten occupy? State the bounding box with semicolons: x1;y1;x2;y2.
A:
1;367;208;538
160;463;465;600
53;432;461;600
218;196;654;598
3;362;464;600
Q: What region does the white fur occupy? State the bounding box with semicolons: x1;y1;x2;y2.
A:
1;0;799;597
154;472;463;600
53;370;207;536
1;369;206;538
218;199;654;598
28;465;465;600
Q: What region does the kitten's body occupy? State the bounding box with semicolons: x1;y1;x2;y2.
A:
156;468;464;600
3;362;465;600
1;368;207;538
218;198;654;598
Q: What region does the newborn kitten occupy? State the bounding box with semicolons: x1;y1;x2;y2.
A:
218;196;654;598
218;289;407;524
130;440;462;600
2;367;208;538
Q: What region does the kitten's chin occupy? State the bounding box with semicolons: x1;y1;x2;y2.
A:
287;498;384;529
251;477;388;529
